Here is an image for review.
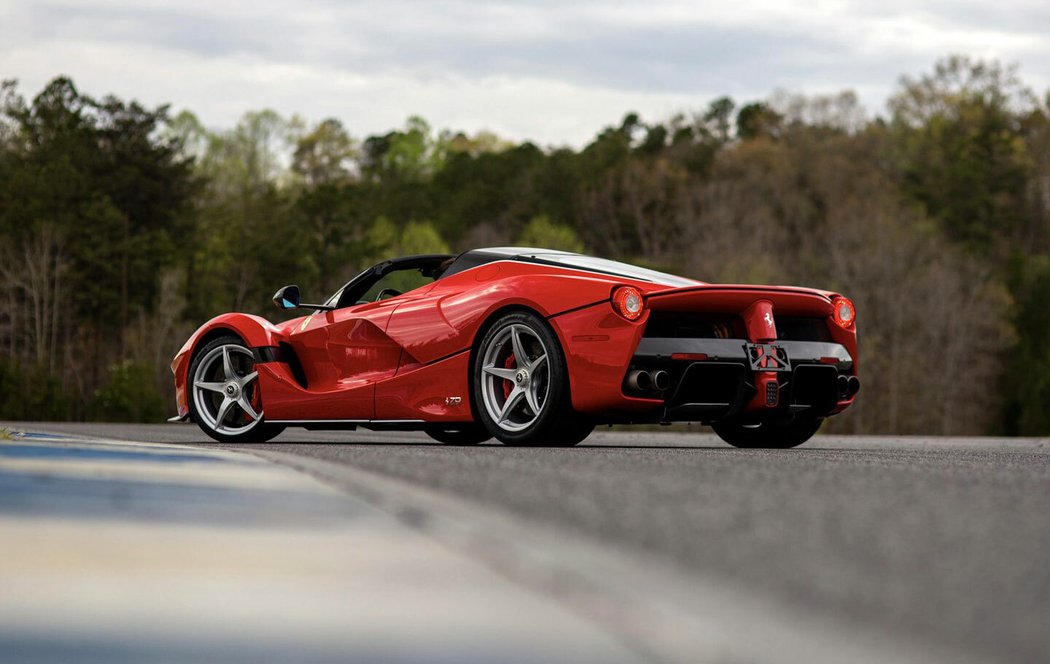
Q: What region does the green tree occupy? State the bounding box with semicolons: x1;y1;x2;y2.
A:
889;56;1034;250
91;360;165;422
517;216;584;252
188;110;308;315
703;96;736;143
293;118;358;187
0;77;194;404
736;102;782;140
362;115;446;183
398;220;450;255
290;118;366;294
1002;257;1050;435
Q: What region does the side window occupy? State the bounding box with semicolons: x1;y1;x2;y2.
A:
357;269;432;304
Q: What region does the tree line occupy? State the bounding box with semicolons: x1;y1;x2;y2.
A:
1;56;1048;434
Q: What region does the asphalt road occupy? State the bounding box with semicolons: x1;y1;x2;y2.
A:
7;422;1049;663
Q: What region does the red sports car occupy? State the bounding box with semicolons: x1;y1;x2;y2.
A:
170;248;859;448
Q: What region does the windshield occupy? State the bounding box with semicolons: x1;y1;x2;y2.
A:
323;254;453;309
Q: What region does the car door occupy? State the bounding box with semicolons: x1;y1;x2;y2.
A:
281;268;439;420
281;299;403;420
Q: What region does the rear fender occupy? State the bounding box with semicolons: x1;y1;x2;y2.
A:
549;304;663;415
386;266;640;366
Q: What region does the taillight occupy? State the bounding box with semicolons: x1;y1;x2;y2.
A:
831;297;856;329
612;286;645;321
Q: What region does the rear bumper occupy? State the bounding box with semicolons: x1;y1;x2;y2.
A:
630;337;857;423
633;338;853;370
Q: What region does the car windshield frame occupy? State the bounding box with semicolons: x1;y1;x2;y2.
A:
323;253;454;309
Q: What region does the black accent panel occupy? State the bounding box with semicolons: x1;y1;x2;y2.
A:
788;365;839;414
665;362;751;421
251;344;309;388
439;251;504;278
279;342;309;388
252;346;282;363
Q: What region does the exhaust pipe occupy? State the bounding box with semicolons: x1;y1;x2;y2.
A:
837;374;849;397
651;370;670;391
626;370;653;391
847;376;861;396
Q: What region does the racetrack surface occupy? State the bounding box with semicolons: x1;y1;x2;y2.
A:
5;423;1049;663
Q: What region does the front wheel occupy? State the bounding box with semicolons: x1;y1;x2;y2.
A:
473;312;593;447
188;335;284;444
711;417;822;449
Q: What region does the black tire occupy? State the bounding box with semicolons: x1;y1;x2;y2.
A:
711;416;822;449
424;424;492;446
473;311;593;447
187;334;285;444
542;416;595;448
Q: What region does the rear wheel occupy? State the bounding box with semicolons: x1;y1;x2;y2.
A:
473;312;593;447
711;416;822;449
424;424;492;446
188;335;284;444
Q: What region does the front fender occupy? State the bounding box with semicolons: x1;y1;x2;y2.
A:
170;313;288;418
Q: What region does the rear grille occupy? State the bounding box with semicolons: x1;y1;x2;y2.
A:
644;312;743;339
644;312;830;342
774;316;832;342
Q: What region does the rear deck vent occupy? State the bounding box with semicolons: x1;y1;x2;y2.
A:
774;316;833;342
644;312;743;339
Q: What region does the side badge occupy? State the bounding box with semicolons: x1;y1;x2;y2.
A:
445;396;462;406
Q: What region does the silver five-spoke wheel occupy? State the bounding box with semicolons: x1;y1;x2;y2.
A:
480;323;550;432
473;312;593;446
192;344;263;435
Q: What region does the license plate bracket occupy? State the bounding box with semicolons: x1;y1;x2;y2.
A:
746;343;791;372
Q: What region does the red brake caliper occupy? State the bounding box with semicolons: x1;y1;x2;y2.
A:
503;353;515;399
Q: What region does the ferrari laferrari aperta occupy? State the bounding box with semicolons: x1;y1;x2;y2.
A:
170;248;859;448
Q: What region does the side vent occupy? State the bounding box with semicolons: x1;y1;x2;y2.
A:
278;342;309;388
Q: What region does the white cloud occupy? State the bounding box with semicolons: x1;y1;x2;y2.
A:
1;0;1048;145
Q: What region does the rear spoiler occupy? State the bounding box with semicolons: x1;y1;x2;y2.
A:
645;285;835;317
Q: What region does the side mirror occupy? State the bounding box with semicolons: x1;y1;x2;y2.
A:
272;285;301;310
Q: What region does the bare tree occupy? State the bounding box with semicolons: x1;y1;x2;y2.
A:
0;224;68;371
682;130;1012;434
580;157;696;265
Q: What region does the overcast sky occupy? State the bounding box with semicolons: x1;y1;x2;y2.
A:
2;0;1048;146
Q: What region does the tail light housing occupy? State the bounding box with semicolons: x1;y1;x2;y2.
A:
831;296;856;329
612;286;645;321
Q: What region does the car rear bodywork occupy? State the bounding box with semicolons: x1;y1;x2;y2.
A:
551;283;858;424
